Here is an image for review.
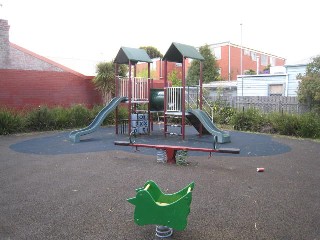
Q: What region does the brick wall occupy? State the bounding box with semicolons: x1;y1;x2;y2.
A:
0;69;102;110
218;44;286;80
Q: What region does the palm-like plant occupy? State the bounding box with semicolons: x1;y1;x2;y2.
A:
93;61;128;104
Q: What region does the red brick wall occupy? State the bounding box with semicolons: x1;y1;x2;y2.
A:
217;45;286;80
0;69;103;110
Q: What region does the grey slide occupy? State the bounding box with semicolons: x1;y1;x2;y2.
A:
69;97;127;143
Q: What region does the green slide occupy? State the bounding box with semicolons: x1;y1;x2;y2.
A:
187;109;231;143
69;97;127;143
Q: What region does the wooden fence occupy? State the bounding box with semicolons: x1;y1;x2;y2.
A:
208;96;309;114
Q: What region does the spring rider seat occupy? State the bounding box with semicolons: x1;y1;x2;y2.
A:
127;180;195;238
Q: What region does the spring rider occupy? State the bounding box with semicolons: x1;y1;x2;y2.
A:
127;180;195;238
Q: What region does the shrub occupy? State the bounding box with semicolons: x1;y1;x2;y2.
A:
231;108;267;132
50;106;71;129
0;108;25;135
296;112;320;138
269;113;300;136
25;106;55;131
68;104;91;128
205;98;236;125
212;105;236;125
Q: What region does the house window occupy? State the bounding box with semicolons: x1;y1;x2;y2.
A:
244;49;250;56
251;52;257;61
261;55;268;66
269;84;283;96
211;46;221;60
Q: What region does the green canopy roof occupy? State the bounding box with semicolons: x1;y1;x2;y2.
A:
114;47;152;64
162;42;204;63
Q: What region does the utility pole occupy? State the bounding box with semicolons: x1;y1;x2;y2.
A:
240;23;244;96
240;23;243;75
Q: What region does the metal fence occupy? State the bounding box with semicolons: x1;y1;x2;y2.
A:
208;96;309;114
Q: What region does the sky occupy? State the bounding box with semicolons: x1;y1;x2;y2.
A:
1;0;319;75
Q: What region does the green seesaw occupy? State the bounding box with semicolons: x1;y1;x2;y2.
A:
127;180;195;238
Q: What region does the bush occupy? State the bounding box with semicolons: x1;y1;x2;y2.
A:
1;104;319;140
25;106;55;131
212;105;235;125
231;108;267;132
296;112;320;138
50;106;72;129
268;113;300;136
68;104;91;128
0;108;25;135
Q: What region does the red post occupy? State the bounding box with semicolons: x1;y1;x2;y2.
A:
115;63;119;134
128;61;132;135
148;62;151;134
199;61;203;137
163;60;168;137
181;57;186;140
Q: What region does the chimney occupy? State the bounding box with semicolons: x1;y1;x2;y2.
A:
0;19;10;67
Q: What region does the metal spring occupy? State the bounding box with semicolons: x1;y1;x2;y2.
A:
155;225;173;238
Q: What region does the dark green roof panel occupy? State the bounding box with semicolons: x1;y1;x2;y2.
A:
162;42;204;63
114;47;152;64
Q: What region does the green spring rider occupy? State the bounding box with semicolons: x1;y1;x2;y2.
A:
127;180;195;238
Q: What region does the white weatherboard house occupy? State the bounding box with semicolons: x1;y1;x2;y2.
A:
237;64;307;97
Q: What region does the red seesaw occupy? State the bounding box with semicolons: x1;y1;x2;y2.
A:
114;140;240;164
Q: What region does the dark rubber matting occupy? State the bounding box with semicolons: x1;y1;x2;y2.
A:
10;126;291;157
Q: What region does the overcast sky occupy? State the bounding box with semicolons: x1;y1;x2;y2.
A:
1;0;319;75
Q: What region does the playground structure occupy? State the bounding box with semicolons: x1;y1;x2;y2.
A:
69;43;231;143
127;180;195;238
114;43;231;143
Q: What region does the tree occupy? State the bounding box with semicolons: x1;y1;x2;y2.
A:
139;46;163;59
297;55;320;112
92;61;128;104
168;69;181;87
136;68;157;79
186;44;220;85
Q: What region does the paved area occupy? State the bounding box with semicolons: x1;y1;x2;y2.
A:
1;127;319;239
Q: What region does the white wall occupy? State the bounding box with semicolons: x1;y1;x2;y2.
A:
237;74;286;96
236;64;307;96
286;64;307;96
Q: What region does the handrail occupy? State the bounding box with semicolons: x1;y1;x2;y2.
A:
117;76;150;101
165;86;215;123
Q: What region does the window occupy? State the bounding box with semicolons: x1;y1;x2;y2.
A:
251;52;257;61
261;55;268;66
269;84;283;96
211;46;221;60
244;49;250;56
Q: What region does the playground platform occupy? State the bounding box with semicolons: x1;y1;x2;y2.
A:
1;127;320;239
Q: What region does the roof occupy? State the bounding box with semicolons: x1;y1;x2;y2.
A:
208;41;286;61
9;43;90;78
114;47;152;64
162;42;204;63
